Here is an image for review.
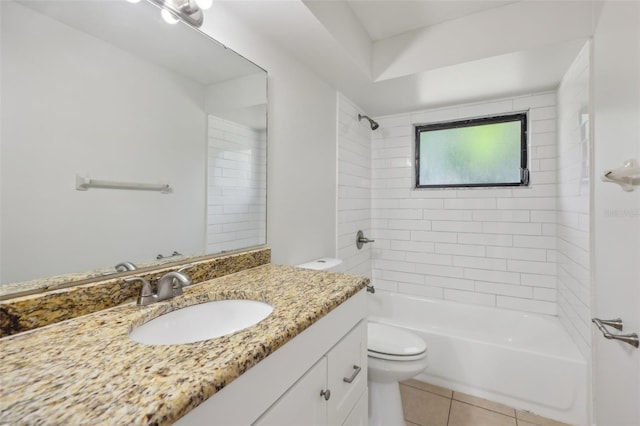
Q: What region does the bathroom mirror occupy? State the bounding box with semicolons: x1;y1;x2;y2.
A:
0;0;267;298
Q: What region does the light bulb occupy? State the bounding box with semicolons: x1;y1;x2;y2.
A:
161;9;179;24
195;0;212;10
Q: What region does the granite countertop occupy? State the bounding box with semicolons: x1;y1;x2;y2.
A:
0;264;368;425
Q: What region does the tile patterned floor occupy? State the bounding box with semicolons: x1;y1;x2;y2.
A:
400;379;573;426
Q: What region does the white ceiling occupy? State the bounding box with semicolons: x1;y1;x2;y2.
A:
346;0;519;41
220;0;597;116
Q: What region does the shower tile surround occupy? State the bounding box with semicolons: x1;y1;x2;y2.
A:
337;93;373;277
556;42;592;358
369;92;560;315
0;248;270;337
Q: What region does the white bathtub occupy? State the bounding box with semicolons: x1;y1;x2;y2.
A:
368;292;588;425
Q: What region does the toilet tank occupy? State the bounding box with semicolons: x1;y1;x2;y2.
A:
295;258;342;272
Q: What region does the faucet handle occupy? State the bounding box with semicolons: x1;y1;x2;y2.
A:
178;263;195;273
115;261;137;272
124;276;155;305
177;264;195;287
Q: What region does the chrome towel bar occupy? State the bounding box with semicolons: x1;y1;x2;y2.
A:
76;173;172;193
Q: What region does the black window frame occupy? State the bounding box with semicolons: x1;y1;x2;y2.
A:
415;112;529;189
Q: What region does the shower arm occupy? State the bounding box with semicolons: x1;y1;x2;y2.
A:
358;114;379;130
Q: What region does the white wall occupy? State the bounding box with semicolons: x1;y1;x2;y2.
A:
556;42;592;358
337;94;372;277
201;4;338;266
206;116;266;254
0;2;206;283
371;92;559;315
592;1;640;424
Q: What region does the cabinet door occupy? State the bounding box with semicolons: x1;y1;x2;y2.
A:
254;357;328;426
327;321;367;425
342;387;368;426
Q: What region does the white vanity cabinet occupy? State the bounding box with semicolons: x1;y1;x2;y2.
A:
255;320;367;426
254;357;329;425
327;320;368;425
175;290;367;426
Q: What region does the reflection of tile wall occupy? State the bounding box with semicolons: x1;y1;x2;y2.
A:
372;92;559;315
337;94;372;277
557;42;591;357
0;248;271;337
206;116;267;254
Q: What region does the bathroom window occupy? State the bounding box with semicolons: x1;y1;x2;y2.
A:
415;112;529;188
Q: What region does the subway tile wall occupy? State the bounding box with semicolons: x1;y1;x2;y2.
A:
337;93;373;277
556;42;591;357
206;116;267;254
371;92;559;315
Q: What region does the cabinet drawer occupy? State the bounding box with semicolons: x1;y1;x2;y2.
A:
327;320;367;425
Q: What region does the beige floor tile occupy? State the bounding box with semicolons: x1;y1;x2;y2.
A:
453;391;516;417
517;421;541;426
448;400;517;426
400;383;451;426
515;410;573;426
401;379;453;398
406;421;421;426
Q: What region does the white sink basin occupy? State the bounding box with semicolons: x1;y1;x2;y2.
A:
130;299;273;345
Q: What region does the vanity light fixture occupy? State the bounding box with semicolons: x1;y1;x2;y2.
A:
148;0;212;28
161;8;180;24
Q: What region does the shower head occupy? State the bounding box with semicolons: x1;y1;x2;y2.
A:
358;114;379;131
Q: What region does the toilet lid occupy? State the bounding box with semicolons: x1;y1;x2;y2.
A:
368;322;427;358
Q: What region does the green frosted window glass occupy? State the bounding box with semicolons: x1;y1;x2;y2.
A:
415;113;528;188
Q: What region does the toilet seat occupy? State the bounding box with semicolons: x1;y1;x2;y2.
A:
367;322;427;361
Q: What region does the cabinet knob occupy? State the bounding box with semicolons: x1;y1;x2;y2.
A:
320;389;331;401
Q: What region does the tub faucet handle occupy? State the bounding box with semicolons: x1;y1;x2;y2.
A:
356;230;375;250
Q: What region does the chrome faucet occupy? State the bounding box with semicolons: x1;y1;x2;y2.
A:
125;265;194;306
115;261;137;272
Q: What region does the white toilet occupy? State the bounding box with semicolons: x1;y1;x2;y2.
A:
367;322;428;426
296;258;428;426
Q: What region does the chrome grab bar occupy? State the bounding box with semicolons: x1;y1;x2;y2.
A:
592;318;639;348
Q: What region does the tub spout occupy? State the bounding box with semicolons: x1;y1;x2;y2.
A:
367;285;375;294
